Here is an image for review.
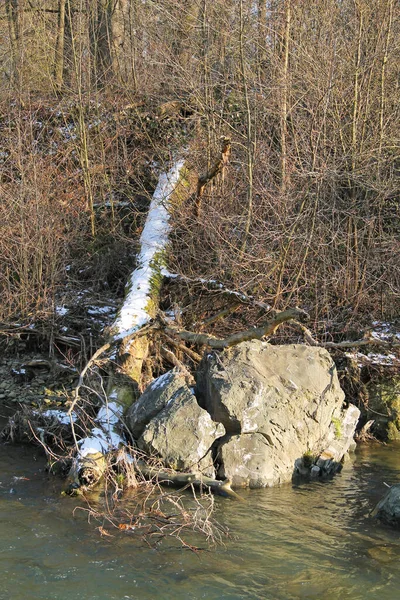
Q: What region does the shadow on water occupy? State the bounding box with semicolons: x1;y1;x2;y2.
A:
1;441;400;600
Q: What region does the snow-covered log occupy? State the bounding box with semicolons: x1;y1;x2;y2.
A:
110;159;185;342
67;393;125;490
69;159;188;489
108;159;186;388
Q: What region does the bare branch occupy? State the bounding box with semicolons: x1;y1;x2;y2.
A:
165;307;309;349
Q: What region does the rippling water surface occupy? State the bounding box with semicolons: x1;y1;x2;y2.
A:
1;442;400;600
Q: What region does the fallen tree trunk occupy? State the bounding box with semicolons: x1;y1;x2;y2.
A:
68;160;189;489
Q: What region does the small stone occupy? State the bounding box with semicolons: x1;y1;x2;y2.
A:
310;465;321;479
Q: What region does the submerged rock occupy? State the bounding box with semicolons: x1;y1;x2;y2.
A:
373;484;400;527
216;433;289;488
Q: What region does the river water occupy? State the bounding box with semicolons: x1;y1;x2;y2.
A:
1;442;399;600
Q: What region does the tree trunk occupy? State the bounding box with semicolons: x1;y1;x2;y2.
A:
111;0;130;83
5;0;22;88
68;159;189;489
89;0;113;87
54;0;74;90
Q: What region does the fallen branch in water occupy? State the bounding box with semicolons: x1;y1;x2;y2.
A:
135;461;244;501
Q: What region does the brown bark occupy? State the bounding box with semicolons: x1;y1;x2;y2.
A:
195;137;231;216
5;0;22;87
89;0;113;87
136;462;244;500
54;0;73;89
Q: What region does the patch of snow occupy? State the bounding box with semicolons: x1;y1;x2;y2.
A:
87;306;115;316
365;352;398;365
161;269;177;278
55;305;68;316
164;309;176;320
41;409;75;425
78;401;124;458
345;351;399;367
58;124;77;141
370;321;399;342
88;119;102;129
112;160;185;340
150;371;173;391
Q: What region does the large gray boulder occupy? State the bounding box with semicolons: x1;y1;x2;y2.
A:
197;341;359;487
137;384;225;472
126;370;187;439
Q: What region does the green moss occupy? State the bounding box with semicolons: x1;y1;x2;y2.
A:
331;416;342;440
387;421;400;441
168;165;192;208
302;450;317;468
367;377;400;441
108;384;136;410
115;473;126;486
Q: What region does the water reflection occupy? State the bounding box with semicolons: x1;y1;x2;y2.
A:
0;443;400;599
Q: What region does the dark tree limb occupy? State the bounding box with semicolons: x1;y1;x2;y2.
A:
136;462;244;500
293;321;400;351
164;307;309;350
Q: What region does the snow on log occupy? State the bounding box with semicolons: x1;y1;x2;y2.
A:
110;159;186;342
68;393;125;490
68;159;187;490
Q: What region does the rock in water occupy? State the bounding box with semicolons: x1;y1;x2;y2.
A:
197;341;360;487
373;484;400;527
